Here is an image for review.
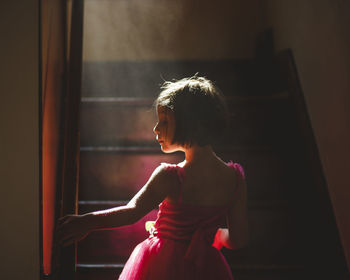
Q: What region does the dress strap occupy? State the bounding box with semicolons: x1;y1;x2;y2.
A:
160;163;185;203
175;166;185;203
227;161;245;198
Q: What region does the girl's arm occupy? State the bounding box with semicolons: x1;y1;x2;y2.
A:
57;164;173;246
214;176;249;250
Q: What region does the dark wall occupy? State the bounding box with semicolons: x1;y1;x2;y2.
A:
264;0;350;269
0;1;40;279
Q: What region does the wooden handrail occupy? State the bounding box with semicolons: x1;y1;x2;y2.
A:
59;0;84;279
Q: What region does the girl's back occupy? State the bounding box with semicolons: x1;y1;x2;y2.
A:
166;156;238;207
118;157;244;280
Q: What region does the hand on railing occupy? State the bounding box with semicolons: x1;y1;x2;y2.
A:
56;214;91;246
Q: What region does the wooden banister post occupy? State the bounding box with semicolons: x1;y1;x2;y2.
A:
59;0;84;279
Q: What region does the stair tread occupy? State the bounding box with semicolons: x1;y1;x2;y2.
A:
78;199;291;209
76;262;305;270
78;149;295;201
81;93;290;104
79;92;295;147
76;205;303;266
80;144;276;153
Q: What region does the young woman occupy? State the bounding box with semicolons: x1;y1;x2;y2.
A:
57;75;249;279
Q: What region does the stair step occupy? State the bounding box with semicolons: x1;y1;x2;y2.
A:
80;144;275;153
81;97;152;105
81;59;266;98
80;94;294;147
76;262;307;280
79;151;182;200
79;148;294;201
78;199;290;212
81;93;290;104
77;205;302;265
77;263;305;270
80;146;161;153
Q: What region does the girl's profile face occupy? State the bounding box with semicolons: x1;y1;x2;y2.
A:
153;106;179;153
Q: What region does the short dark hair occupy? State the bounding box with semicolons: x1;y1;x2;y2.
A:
154;75;229;147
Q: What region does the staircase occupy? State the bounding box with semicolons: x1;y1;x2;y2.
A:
75;59;348;280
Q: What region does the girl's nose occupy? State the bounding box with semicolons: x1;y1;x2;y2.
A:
153;123;159;135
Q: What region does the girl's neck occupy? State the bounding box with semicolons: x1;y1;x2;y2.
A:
182;144;216;166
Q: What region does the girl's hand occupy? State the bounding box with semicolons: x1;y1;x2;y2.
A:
212;228;225;250
56;214;92;247
213;228;234;250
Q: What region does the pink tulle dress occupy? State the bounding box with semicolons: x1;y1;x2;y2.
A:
118;161;245;280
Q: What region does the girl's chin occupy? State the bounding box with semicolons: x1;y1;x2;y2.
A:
160;146;171;153
160;145;180;153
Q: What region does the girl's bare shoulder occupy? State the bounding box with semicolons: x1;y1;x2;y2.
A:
214;157;238;181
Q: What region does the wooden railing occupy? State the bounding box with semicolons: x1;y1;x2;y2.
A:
59;0;84;279
41;0;84;279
